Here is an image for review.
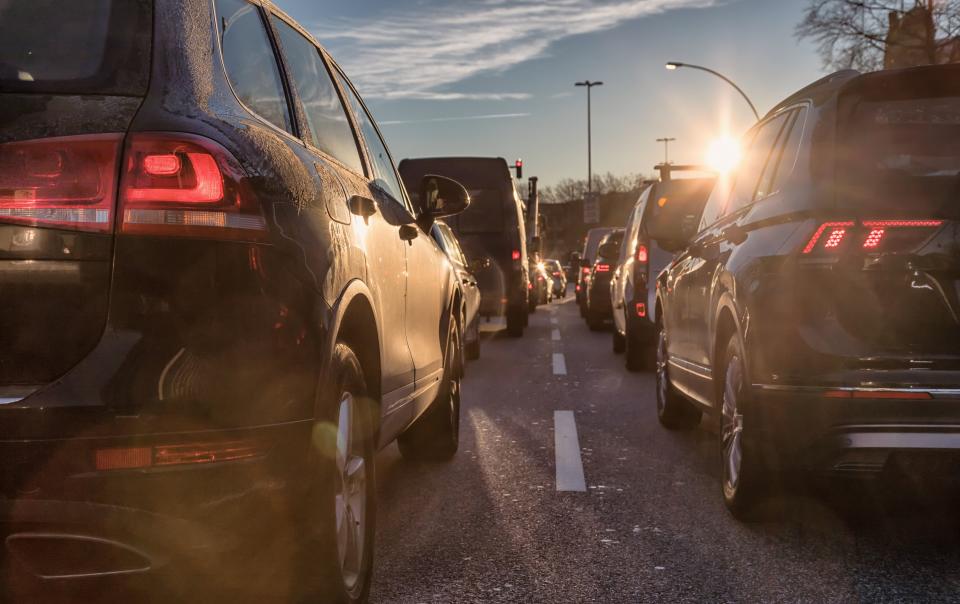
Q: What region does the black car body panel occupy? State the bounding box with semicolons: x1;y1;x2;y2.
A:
656;64;960;475
576;227;614;311
0;0;460;593
585;229;623;322
432;221;482;349
611;177;714;348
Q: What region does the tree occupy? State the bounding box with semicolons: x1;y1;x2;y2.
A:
796;0;960;72
540;172;648;204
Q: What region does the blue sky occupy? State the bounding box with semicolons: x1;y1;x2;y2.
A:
278;0;826;188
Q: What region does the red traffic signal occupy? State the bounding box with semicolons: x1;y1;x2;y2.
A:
514;159;523;179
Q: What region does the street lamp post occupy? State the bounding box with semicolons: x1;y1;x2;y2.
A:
656;137;676;164
665;62;760;121
575;80;603;199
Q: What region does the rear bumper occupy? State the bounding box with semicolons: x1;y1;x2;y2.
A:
750;384;960;475
1;421;312;597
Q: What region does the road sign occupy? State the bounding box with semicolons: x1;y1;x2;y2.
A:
583;192;599;224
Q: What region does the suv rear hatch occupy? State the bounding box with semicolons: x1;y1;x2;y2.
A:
0;0;152;386
799;67;960;370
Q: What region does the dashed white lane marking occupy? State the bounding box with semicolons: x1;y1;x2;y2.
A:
552;353;567;375
551;328;561;341
554;410;587;492
550;317;558;325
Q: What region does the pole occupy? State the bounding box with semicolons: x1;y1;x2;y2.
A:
575;80;603;205
587;85;592;198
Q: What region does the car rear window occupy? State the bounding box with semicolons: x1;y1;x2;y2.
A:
0;0;152;96
838;96;960;219
449;188;506;234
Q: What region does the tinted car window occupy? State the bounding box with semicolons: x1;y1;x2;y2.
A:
755;109;802;200
271;19;363;174
726;112;790;215
839;95;960;219
335;71;407;205
0;0;151;95
216;0;292;133
450;188;505;234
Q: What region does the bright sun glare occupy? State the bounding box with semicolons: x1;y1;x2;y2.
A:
705;136;743;174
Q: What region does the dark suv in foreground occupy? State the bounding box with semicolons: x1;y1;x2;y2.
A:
0;0;469;601
655;66;960;519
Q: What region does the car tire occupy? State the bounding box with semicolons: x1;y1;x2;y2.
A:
296;341;376;604
507;309;524;337
625;316;653;372
586;308;604;331
398;320;462;462
719;335;769;520
655;323;702;430
612;329;626;353
465;315;481;360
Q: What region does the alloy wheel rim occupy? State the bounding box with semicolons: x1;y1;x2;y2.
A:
721;355;745;496
334;392;367;593
656;329;668;413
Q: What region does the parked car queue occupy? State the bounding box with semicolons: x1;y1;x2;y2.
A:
584;63;960;521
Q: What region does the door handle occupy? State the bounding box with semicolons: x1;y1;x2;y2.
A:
399;224;418;244
348;195;377;224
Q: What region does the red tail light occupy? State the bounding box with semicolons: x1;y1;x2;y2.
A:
595;264;611;273
804;219;943;254
803;222;854;254
635;243;649;264
635;302;647;317
95;438;263;471
0;134;123;232
582;267;591;275
511;249;521;261
119;133;267;241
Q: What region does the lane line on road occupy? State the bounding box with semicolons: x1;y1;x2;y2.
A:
554;411;587;492
552;353;567;375
551;328;561;341
550;317;558;325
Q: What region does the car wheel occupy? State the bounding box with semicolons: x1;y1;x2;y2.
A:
612;328;625;353
465;315;481;360
398;320;461;462
719;335;769;520
297;342;376;604
655;324;701;430
506;309;524;337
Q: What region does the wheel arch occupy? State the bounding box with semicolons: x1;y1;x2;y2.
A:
328;280;383;433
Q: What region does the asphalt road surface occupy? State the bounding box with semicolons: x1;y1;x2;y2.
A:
370;290;960;603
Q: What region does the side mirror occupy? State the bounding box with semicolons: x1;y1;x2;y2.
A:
420;174;470;218
598;242;620;260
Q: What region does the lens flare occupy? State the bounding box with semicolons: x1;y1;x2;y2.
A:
705;136;742;174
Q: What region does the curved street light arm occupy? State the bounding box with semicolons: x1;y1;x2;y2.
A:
670;62;760;121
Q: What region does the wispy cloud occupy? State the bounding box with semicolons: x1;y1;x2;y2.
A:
313;0;718;101
379;112;531;126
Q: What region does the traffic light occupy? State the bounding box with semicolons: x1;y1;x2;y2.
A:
514;159;523;179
